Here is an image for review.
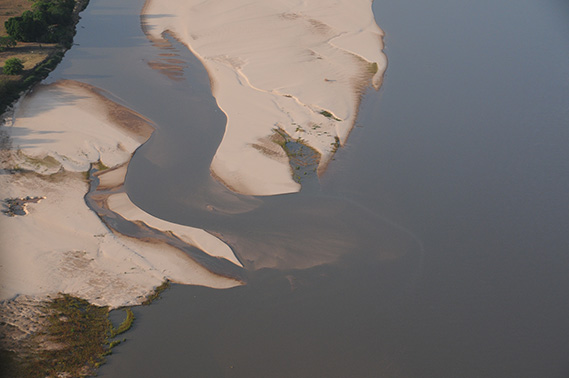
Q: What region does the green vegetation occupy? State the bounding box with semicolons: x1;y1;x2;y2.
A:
0;294;137;377
108;339;123;349
2;57;23;74
0;76;21;105
110;308;135;337
4;0;75;45
1;295;111;377
0;36;16;51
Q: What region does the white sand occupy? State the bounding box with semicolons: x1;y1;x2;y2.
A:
142;0;386;195
105;192;242;267
0;81;242;308
9;81;148;174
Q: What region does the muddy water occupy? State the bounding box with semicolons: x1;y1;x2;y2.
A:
49;0;569;376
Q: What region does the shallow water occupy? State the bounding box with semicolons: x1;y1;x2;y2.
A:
49;0;569;376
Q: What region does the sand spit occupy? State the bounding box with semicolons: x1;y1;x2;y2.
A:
105;192;243;267
0;80;242;309
142;0;387;196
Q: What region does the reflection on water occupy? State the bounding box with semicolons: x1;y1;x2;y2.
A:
48;0;569;376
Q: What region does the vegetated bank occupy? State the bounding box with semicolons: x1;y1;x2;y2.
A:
0;283;169;377
0;2;139;376
0;0;89;115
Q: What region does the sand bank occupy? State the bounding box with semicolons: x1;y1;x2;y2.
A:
0;80;243;308
142;0;386;195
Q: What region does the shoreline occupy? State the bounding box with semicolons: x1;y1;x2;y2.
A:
0;0;90;115
1;80;244;376
2;0;388;374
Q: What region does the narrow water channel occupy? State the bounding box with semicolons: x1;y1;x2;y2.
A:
49;0;569;376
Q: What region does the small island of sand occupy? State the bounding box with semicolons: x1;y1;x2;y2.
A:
142;0;387;195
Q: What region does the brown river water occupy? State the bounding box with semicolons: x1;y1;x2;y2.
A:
45;0;569;376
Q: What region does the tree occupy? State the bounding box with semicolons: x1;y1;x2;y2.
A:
4;0;76;43
0;37;16;52
5;11;47;42
3;58;24;75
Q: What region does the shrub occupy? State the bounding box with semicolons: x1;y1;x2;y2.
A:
4;0;75;42
4;11;47;42
0;36;16;51
3;58;24;75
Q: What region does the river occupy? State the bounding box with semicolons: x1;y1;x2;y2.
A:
48;0;569;376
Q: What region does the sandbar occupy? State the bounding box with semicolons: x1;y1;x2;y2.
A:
142;0;386;195
0;80;243;309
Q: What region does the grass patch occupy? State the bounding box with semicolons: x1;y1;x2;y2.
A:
2;294;112;377
110;308;135;337
108;339;123;349
0;294;139;377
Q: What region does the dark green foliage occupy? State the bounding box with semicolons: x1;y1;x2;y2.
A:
4;11;46;42
2;57;24;75
0;36;16;51
33;0;75;26
0;77;23;112
34;51;63;78
4;0;75;43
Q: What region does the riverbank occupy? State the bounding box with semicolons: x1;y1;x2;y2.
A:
0;80;244;376
0;0;89;115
